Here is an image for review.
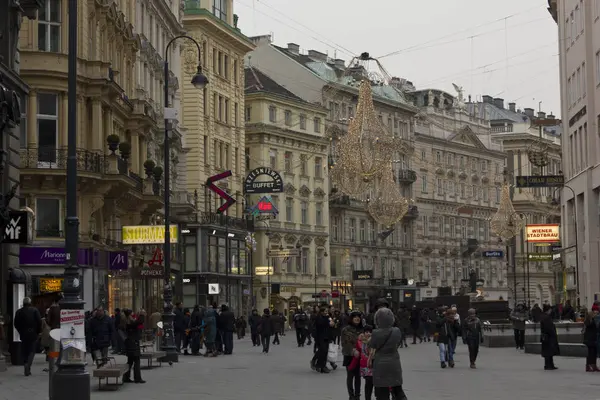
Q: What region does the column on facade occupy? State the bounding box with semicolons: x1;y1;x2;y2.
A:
27;90;37;148
91;98;103;152
60;93;68;148
130;132;140;175
138;134;146;170
105;107;114;138
77;95;85;148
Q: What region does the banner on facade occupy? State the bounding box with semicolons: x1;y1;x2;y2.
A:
243;167;284;194
525;224;560;243
3;211;32;244
352;270;374;280
122;225;179;244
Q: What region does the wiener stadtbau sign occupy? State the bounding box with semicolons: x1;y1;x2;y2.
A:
122;225;179;244
525;224;560;243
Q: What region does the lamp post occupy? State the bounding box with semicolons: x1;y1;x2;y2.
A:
161;35;208;363
52;1;90;398
552;185;579;307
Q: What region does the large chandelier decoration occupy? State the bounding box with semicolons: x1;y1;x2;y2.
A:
367;164;409;228
490;183;525;241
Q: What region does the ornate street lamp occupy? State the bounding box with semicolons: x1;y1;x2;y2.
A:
161;35;208;363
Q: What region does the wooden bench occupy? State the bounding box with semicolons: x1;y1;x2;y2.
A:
140;351;166;369
92;357;129;391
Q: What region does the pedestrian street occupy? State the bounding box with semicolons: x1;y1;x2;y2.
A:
0;334;597;400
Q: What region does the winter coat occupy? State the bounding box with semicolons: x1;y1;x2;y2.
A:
461;315;484;344
204;309;218;343
89;314;114;349
436;317;461;344
249;313;261;333
409;309;421;329
314;315;332;342
14;306;42;342
540;313;560;357
220;310;236;332
583;318;598;347
331;315;342;337
341;323;362;357
368;308;403;388
510;310;527;330
123;315;144;357
293;312;308;329
174;307;185;332
258;315;275;336
396;310;410;330
271;313;283;332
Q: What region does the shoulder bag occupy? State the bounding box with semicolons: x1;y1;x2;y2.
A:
367;329;393;368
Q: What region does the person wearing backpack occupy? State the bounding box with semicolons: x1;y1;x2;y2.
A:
293;309;309;347
462;308;484;369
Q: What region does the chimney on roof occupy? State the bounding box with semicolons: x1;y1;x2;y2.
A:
538;111;546;119
287;43;299;55
508;102;516;112
334;59;345;68
524;108;535;118
493;98;504;109
547;113;556;119
482;95;493;104
308;49;327;62
250;34;272;45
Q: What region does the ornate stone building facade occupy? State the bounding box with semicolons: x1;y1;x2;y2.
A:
244;66;330;313
411;90;508;300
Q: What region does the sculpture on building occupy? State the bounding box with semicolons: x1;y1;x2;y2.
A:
452;83;466;111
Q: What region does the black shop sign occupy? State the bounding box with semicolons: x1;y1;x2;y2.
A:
352;270;374;280
244;167;284;194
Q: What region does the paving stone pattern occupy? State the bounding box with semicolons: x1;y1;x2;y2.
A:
0;337;598;400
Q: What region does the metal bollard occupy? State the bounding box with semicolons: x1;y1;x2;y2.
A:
48;339;60;400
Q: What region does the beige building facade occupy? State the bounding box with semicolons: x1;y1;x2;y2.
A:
549;0;600;307
412;90;508;300
179;1;256;314
17;0;188;312
244;66;330;313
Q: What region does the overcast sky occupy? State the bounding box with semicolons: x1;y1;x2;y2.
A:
235;0;560;116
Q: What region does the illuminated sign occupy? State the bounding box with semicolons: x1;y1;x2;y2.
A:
526;224;560;243
39;278;64;293
122;225;179;244
250;196;279;217
255;266;273;276
352;270;374;280
244;167;284;194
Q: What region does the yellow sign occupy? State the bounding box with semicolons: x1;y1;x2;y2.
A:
122;225;179;244
525;224;560;243
39;278;63;293
255;266;273;276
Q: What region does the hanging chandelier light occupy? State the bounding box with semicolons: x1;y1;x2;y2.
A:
367;164;409;228
490;183;525;241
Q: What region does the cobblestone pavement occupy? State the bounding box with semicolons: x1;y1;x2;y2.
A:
0;335;598;400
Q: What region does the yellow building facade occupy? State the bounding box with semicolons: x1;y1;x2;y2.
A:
17;0;182;313
179;1;255;313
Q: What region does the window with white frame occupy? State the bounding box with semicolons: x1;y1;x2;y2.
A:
284;151;292;172
402;224;409;247
436;178;443;195
349;218;356;242
300;155;307;175
314;157;322;178
38;0;61;52
313;117;321;133
299;114;306;130
36;198;61;237
436;151;441;163
269;106;276;122
422;215;428;234
461;219;467;237
317;252;324;275
315;203;323;225
301;249;308;274
284;110;292;126
359;220;366;242
285;198;293;222
37;93;58;164
300;201;308;224
332;217;339;241
483;221;489;241
269;149;277;169
212;0;227;21
473;220;479;239
421;175;427;193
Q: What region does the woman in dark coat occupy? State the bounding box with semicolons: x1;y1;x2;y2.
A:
369;308;407;400
583;309;599;371
120;309;146;383
540;304;560;370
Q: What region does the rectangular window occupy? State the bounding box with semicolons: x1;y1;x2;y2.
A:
300;201;308;224
233;59;238;84
436;151;441;163
436;178;443;195
284;110;292;126
332;217;339;241
299;114;306;130
37;93;58;164
36;198;61;237
349;218;356;242
212;0;227;21
359;220;366;242
38;0;61;52
316;203;323;225
313;117;321;133
285;198;293;222
422;215;428;234
269;149;277;169
212;48;217;73
223;54;229;80
224;98;229;124
245;106;251;122
284;152;292;172
314;157;322;178
421;150;426;160
301;250;308;274
20;94;27;148
421;176;427;193
269;106;276;123
582;62;586;97
218;51;223;76
234;102;238;126
460;183;466;198
596;51;600;85
300;155;307;175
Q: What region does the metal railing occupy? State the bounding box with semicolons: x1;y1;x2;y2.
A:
20;147;106;173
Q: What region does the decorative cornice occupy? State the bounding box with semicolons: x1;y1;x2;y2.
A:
284;234;297;244
299;185;311;197
284;183;296;195
313;187;326;198
300;235;313;246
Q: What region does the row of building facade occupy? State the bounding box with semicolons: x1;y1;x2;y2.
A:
0;1;568;361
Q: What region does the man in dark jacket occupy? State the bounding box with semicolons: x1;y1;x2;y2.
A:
248;309;261;346
293;309;309;347
271;309;283;345
366;298;390;327
396;306;411;347
436;309;461;368
311;307;333;373
410;305;422;344
189;305;203;355
14;297;42;376
89;307;114;367
258;308;276;354
220;305;235;354
173;302;185;353
541;304;560;370
462;308;484;368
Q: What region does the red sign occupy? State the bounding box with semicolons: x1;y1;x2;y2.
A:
257;200;273;212
148;247;163;267
206;170;236;214
331;290;340;298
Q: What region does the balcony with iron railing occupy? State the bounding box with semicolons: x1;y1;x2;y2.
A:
20;147;106;173
403;205;419;220
396;169;417;184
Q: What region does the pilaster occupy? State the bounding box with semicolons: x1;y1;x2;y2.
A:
60;92;68;147
26;90;37;147
91;98;103;152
